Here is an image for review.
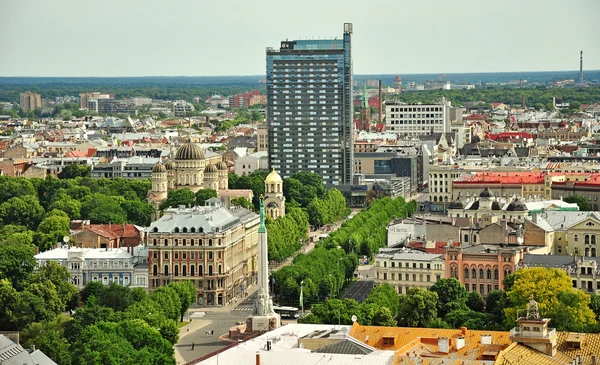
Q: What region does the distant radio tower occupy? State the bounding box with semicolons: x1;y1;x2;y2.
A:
579;50;584;85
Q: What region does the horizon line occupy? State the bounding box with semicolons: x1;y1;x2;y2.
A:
1;69;599;79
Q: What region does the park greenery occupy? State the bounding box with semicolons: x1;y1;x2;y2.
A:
0;175;155;250
301;269;600;334
0;241;195;365
275;197;417;307
563;195;591;211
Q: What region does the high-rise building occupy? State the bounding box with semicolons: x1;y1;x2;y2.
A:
266;23;354;185
19;92;42;112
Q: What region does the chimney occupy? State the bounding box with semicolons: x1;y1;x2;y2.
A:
532;212;538;224
480;335;492;345
456;337;465;350
31;345;35;352
438;337;449;354
256;352;260;365
378;80;383;124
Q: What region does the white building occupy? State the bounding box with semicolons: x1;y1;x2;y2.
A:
385;99;451;137
387;218;426;247
373;248;445;294
34;245;149;290
234;151;269;176
173;100;195;117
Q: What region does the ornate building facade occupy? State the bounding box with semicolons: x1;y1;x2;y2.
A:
148;142;229;209
147;200;259;306
263;169;285;219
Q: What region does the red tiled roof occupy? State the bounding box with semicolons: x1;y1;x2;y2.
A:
85;226;120;240
454;172;545;185
486;132;533;141
64;150;87;158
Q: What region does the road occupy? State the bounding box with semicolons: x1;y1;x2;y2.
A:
340;279;375;302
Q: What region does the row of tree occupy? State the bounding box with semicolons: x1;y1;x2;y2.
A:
301;268;600;334
272;197;415;305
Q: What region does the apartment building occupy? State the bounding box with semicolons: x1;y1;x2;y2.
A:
385;99;451;137
147;200;259;306
19;92;42;111
373;248;445;294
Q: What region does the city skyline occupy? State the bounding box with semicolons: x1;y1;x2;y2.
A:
1;0;599;77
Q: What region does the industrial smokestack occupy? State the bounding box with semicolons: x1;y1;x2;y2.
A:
579;50;584;84
378;80;383;124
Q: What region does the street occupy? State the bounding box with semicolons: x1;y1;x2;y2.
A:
340;279;375;302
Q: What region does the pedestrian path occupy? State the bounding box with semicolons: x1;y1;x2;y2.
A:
231;305;253;312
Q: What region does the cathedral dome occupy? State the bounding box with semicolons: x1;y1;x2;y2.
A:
216;161;228;170
448;200;464;209
175;142;205;160
152;163;166;173
507;198;527;211
265;168;283;183
204;164;218;173
479;186;493;198
165;160;176;170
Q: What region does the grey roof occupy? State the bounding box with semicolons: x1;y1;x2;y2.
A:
536;211;600;230
149;205;257;234
0;335;36;365
314;339;374;355
30;350;58;365
519;254;575;269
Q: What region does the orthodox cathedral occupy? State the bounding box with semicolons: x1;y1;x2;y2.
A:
148;142;286;220
148;142;229;209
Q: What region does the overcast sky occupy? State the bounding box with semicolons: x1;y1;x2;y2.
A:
1;0;598;77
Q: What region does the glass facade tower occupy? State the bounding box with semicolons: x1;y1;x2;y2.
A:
266;23;353;185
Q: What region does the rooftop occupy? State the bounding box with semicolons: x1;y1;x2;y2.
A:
454;172;545;185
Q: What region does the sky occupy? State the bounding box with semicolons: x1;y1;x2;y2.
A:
1;0;599;77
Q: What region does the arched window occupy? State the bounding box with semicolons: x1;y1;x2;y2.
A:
164;239;168;246
593;235;597;245
218;265;222;275
209;239;213;246
592;248;597;257
174;227;180;233
574;234;579;242
153;238;157;245
585;235;590;244
479;269;484;278
487;269;492;280
164;265;169;276
183;227;188;233
208;265;213;276
464;268;469;278
191;227;196;233
153;265;158;276
174;239;179;246
190;265;195;276
472;284;476;291
472;269;476;279
174;265;179;277
182;265;187;276
190;239;195;246
153;227;159;233
585;247;590;257
199;227;204;233
434;196;438;202
494;269;499;280
199;265;203;276
384;261;387;268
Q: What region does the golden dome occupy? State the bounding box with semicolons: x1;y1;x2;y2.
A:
175;142;205;160
204;164;218;173
265;168;282;183
152;163;166;173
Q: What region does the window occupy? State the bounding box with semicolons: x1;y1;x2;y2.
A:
479;269;484;279
464;268;469;278
494;269;499;280
164;252;169;260
472;269;476;279
487;269;492;280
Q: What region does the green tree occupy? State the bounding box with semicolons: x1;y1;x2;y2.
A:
0;244;36;290
0;195;45;230
231;197;254;210
168;281;196;322
466;291;485;312
430;278;468;317
21;315;72;365
48;196;82;220
397;287;438;327
195;189;217;206
58;164;91;179
563;195;591;211
81;281;106;304
121;200;155;226
159;188;195;210
80;194;127;224
34;260;78;312
505;267;596;330
372;307;397;326
444;309;492;330
0;176;36;203
290;171;325;198
100;282;133;312
150;286;181;321
64;298;115;343
36;214;71;250
0;279;20;330
364;283;399;315
485;290;508;324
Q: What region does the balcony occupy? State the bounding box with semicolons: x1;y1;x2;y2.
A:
510;327;556;339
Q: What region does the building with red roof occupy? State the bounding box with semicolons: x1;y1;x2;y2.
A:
453;172;547;200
